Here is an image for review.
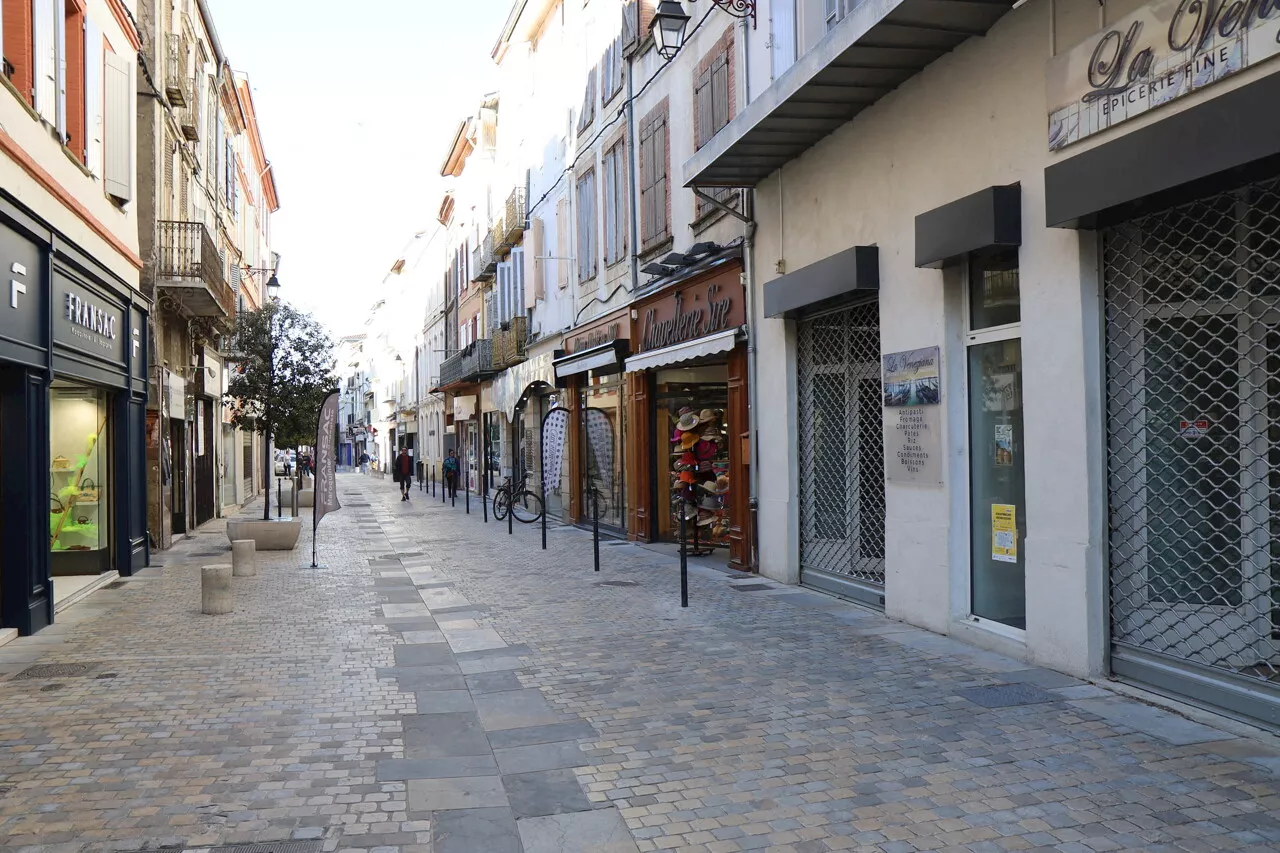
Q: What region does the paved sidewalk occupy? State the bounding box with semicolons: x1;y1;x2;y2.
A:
1;474;1280;852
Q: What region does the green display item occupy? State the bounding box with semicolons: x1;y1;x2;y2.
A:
52;540;68;551
49;511;65;537
58;522;98;535
75;454;88;469
57;484;78;501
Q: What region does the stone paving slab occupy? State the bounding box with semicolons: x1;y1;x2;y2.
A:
3;473;1280;853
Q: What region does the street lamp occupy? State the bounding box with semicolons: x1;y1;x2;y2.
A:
652;0;691;59
266;274;281;301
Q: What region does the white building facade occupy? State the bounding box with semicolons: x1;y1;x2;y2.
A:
684;0;1280;726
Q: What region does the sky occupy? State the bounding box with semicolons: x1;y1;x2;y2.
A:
208;0;513;338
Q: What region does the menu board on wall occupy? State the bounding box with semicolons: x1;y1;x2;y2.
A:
882;346;942;486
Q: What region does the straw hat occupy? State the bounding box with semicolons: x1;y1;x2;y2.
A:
698;408;718;424
676;411;700;432
680;431;699;450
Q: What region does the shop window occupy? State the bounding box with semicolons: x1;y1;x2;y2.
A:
656;365;730;549
50;381;110;570
582;374;625;530
967;251;1026;630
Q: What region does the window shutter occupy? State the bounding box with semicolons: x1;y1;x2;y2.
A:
84;19;102;174
103;51;132;202
622;0;638;48
55;0;67;138
711;53;730;134
654;116;667;239
771;0;797;77
162;135;174;219
34;0;57;123
603;149;616;264
615;146;627;258
179;160;189;217
525;218;542;306
556;197;569;289
512;247;525;315
695;67;712;150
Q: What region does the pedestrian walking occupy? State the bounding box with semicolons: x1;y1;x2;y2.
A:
443;449;459;499
359;451;369;475
394;448;413;501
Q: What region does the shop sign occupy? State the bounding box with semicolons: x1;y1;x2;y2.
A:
637;277;744;353
1047;0;1280;150
54;279;126;364
0;230;44;351
567;322;623;354
882;346;942;485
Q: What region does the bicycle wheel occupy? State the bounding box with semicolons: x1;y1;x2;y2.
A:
493;490;510;521
512;490;543;523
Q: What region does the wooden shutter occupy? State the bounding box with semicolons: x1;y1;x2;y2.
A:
84;19;102;174
711;53;730;134
612;145;626;259
771;0;797;77
512;247;525;316
55;0;66;138
653;116;667;240
639;119;653;245
622;0;638;48
162;134;174;220
603;148;617;264
34;0;57;123
555;198;569;289
695;67;712;150
103;51;132;202
525;217;543;307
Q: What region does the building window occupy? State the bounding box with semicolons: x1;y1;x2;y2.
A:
825;0;853;30
576;169;598;282
966;250;1025;630
603;33;624;103
639;103;669;249
603;141;627;266
695;32;736;216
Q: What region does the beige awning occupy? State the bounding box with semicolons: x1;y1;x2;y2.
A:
624;329;738;373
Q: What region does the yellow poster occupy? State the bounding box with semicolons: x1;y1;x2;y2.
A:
991;504;1017;564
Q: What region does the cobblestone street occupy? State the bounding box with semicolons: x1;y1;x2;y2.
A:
3;473;1280;853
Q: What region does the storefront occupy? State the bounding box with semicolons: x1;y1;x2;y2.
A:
551;310;630;529
0;195;149;635
624;251;754;571
1044;28;1280;724
491;349;562;515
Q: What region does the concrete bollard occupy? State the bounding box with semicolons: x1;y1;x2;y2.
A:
231;539;257;578
201;564;233;615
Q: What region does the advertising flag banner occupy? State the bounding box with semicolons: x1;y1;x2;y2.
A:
541;406;569;495
315;391;342;532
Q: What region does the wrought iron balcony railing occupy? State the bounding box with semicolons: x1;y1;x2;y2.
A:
155;220;235;319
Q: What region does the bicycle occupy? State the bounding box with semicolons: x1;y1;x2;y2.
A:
492;471;544;523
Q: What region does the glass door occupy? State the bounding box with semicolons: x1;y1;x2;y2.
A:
966;251;1027;630
50;381;111;577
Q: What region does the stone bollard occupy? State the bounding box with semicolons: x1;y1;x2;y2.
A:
231;539;257;578
201;564;233;615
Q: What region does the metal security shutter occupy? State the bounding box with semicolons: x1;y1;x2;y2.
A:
1104;173;1280;727
797;300;886;609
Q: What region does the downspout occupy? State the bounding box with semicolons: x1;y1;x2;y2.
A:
626;51;640;294
744;213;760;570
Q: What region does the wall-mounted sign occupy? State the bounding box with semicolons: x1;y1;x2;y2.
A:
0;229;43;354
54;277;126;364
882;346;941;407
568;322;622;354
1047;0;1280;150
634;267;746;353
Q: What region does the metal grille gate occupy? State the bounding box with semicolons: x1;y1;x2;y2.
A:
797;301;886;609
1104;173;1280;724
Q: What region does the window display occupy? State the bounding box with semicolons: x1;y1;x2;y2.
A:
656;366;730;550
50;382;110;566
581;374;625;530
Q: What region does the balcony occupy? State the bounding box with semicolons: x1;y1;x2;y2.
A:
165;34;191;107
683;0;1016;188
473;230;497;282
155;221;236;320
437;339;494;389
179;103;199;141
500;188;525;250
492;316;528;371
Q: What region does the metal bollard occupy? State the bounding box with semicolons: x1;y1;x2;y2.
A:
679;497;689;608
231;539;257;578
276;478;282;519
202;564;233;615
291;475;300;518
592;488;599;571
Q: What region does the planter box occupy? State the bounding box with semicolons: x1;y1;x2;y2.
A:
298;489;314;507
226;518;302;551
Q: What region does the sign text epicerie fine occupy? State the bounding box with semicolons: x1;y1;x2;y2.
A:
1046;0;1280;149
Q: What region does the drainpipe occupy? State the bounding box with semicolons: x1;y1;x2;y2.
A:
744;214;760;569
626;52;640;293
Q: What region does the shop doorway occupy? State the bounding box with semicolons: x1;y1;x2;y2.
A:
654;365;729;555
580;374;626;532
796;302;886;608
50;381;112;587
1104;173;1280;721
170;419;187;534
193;397;215;527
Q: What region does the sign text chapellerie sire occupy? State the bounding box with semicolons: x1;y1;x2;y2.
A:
1046;0;1280;150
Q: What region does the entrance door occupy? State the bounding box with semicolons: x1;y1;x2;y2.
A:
193;398;215;526
796;301;886;608
170;419;186;534
1104;174;1280;722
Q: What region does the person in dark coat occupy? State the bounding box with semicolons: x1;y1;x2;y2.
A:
394;448;413;501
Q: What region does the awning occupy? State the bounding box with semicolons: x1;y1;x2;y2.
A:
490;351;557;417
765;245;878;318
552;340;628;381
453;395;477;421
625;328;739;373
915;185;1021;269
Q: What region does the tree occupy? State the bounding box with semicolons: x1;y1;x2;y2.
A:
225;301;337;520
